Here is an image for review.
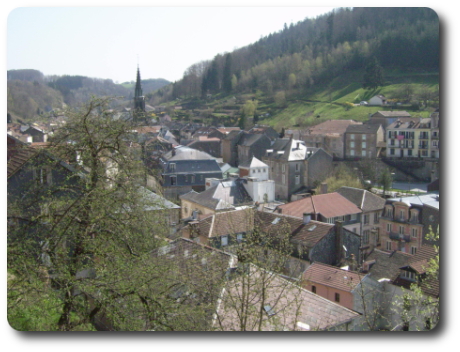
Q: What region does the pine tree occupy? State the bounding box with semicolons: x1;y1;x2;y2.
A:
222;54;233;94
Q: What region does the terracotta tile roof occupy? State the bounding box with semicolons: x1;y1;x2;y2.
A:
255;211;333;247
345;124;382;134
304;120;361;135
277;193;362;219
193;209;255;238
303;262;362;292
217;265;360;331
132;126;162;134
402;244;439;297
7;143;38;178
373;111;411;117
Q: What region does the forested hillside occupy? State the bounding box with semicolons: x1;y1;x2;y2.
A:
7;69;170;122
151;7;438;103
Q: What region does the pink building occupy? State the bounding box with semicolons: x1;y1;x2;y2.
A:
302;262;362;310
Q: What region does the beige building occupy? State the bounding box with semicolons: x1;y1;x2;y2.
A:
301;120;362;159
344;123;385;159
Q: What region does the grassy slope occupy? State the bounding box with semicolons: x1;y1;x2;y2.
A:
257;69;439;130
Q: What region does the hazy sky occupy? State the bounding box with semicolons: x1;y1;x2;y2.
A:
7;6;336;83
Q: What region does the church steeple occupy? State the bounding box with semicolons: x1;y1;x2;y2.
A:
135;66;143;99
133;65;146;123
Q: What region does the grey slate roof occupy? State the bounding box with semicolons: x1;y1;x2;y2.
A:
267;138;320;161
345;124;382;134
180;178;253;210
163;145;216;161
387;193;439;210
163;159;222;175
239;133;266;147
336;187;386;212
363;249;412;282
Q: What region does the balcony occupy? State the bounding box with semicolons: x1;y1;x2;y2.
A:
389;231;411;242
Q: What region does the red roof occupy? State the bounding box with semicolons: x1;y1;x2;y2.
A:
303;262;362;292
277;193;362;219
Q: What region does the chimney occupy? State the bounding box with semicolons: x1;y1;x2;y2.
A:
349;254;358;272
335;220;344;265
296;142;300;149
303;213;312;224
320;183;328;194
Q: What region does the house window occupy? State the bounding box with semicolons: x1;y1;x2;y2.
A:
408;149;412;156
282;164;286;173
363;214;369;225
386;208;393;218
350;141;355;148
350;214;357;221
221;235;228;246
386;241;392;251
191;175;195;183
312;285;316;294
282;174;286;184
350;149;355;156
170;176;177;186
374;213;380;224
399;226;405;235
362;134;367;140
401;270;416;281
34;167;51;185
169;163;176;172
411;228;418;238
390;149;395;155
411;246;417;255
362;150;367;157
295;175;300;185
387;223;392;232
237;234;244;243
350;134;355;140
295;163;299;171
400;210;405;221
362;142;367;148
334;293;340;302
363;230;370;244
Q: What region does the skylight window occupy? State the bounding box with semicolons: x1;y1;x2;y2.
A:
308;225;317;231
264;305;276;317
272;217;280;225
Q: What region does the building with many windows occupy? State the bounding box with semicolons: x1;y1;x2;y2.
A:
378;193;439;255
344;123;385;159
262;139;333;201
386;117;432;158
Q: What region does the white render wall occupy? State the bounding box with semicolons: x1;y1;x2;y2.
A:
244;178;275;203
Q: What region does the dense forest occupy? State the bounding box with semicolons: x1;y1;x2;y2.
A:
151;7;438;103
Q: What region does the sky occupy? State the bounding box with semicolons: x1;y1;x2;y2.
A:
7;6;336;83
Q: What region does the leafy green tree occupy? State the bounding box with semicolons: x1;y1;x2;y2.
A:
362;57;385;90
314;164;363;194
274;91;286;108
7;97;172;331
379;168;393;197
